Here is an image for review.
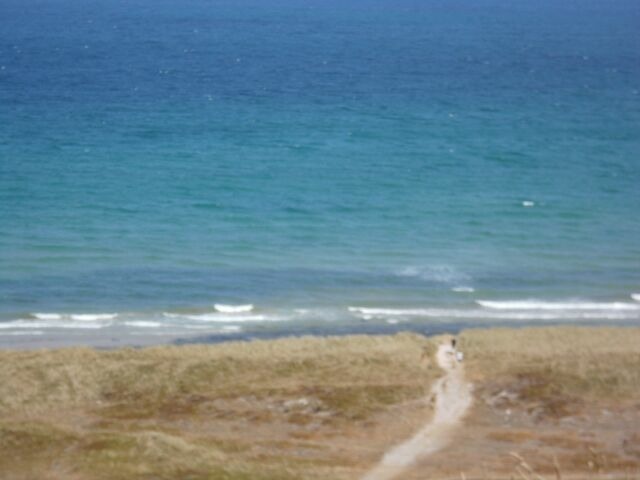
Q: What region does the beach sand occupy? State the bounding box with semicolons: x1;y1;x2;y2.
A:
1;326;639;479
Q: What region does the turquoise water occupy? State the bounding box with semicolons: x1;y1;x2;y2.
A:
1;0;639;345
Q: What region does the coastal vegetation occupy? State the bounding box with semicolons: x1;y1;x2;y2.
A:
461;326;640;402
0;333;439;479
1;327;639;479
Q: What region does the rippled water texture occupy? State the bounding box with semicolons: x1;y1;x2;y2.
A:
1;0;639;344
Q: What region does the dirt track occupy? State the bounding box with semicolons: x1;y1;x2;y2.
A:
362;343;473;480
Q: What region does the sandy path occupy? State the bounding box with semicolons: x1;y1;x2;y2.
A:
361;343;472;480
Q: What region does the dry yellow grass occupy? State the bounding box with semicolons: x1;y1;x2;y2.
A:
445;326;640;480
0;333;439;416
460;326;640;405
0;333;440;480
1;327;639;480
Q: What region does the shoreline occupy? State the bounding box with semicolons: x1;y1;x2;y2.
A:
3;318;640;351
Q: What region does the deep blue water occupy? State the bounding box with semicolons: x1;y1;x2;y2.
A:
1;0;639;345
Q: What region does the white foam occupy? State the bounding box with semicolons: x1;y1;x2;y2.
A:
220;325;242;333
123;321;163;328
349;307;430;316
33;313;62;320
477;300;640;311
55;322;107;329
182;324;243;332
396;265;470;284
188;314;266;322
0;320;106;329
164;312;269;323
1;331;44;336
522;200;535;207
632;294;640;302
130;331;179;336
214;304;254;313
0;321;44;329
348;306;639;321
70;314;118;321
452;286;475;293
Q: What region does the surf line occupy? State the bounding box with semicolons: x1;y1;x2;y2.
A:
361;343;473;480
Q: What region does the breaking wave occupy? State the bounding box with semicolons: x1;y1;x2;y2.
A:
348;306;640;321
214;304;254;313
476;300;640;310
32;312;118;321
163;312;269;322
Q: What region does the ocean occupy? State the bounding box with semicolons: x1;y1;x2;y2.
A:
1;0;639;347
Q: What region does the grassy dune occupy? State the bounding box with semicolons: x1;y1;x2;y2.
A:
451;326;640;480
1;327;639;479
0;333;440;480
461;326;640;402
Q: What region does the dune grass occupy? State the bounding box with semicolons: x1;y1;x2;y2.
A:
454;326;640;480
0;333;439;480
1;327;639;479
0;333;439;417
460;326;640;405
